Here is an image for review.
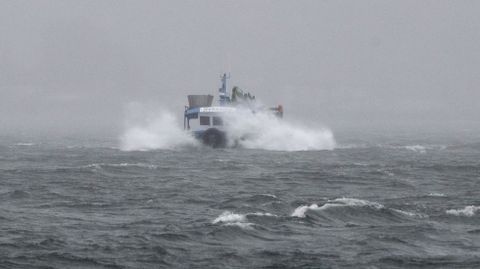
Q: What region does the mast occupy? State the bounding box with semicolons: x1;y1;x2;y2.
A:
218;73;230;106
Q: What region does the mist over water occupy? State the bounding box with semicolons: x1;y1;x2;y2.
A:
119;107;335;151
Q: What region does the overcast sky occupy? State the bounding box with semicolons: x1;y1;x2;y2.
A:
1;0;479;137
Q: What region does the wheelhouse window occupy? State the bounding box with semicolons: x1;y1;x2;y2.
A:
200;116;210;126
212;116;223;126
188;113;198;119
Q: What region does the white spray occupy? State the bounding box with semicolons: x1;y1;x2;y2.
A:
119;108;198;151
120;105;335;151
223;108;336;151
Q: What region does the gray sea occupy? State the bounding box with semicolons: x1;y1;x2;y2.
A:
1;133;479;268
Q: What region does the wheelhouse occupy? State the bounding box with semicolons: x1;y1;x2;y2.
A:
184;106;236;137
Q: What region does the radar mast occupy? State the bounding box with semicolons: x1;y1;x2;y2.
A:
218;73;231;106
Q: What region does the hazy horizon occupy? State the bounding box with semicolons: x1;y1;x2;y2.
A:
1;0;479;138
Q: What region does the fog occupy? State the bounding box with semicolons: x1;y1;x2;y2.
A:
1;0;479;138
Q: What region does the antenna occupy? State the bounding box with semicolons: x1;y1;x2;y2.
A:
227;52;232;75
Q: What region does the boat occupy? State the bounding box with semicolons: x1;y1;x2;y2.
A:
184;74;283;147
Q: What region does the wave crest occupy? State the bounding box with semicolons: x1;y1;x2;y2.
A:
291;198;384;218
446;206;480;217
212;211;276;229
213;211;247;224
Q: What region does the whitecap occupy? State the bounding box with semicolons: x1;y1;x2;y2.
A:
446;206;480;217
248;212;277;217
14;142;35;146
212;211;246;224
212;211;276;229
330;197;384;209
108;163;158;169
405;145;427;153
83;163;102;169
259;194;278;199
428;192;446;197
291;198;384;218
83;163;157;169
391;209;428;218
291;204;319;218
224;222;254;229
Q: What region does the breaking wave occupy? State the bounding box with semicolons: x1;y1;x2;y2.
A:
14;142;36;146
213;211;247;224
391;209;428;218
212;211;276;229
291;198;384;218
83;163;158;169
392;144;446;153
428;192;446;197
291;198;430;219
446;206;480;217
404;145;427;153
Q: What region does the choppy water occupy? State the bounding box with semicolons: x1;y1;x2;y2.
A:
1;134;479;268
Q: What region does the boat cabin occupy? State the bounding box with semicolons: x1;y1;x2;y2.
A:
184;106;236;138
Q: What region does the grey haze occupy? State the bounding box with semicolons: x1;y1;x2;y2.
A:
1;0;479;137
